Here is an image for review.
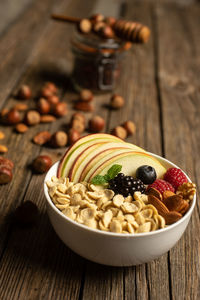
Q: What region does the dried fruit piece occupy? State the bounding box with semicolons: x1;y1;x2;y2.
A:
0;145;8;153
88;115;105;132
17;84;32;100
15;123;28;133
14;201;39;225
50;131;68;148
0;166;12;184
32;155;52;173
164;168;188;190
33;131;51;145
25;110;40;126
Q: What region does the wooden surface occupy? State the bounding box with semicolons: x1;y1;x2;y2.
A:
0;0;199;299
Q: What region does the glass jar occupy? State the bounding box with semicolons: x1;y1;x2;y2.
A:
71;31;131;92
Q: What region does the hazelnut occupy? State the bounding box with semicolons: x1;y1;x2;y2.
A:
7;109;21;125
33;131;51;145
99;25;115;39
15;123;29;133
0;156;14;169
50;131;68;148
17;84;32;100
78;19;92;34
74;101;94;112
93;21;105;33
53;102;67;117
90;13;105;23
71;119;85;133
44;82;58;94
46;95;59;105
25;110;40;126
112;126;127;140
0;166;12;184
110;94;125;109
40;87;54;99
80;89;93;102
122;121;136;135
14;201;39;225
32;155;52;173
88;115;105;132
37;98;51;114
71;112;86;125
105;16;116;27
68;129;80;145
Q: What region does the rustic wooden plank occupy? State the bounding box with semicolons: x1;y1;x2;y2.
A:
0;0;100;299
156;2;200;299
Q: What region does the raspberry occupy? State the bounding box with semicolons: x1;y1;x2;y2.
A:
147;179;175;195
164;168;188;191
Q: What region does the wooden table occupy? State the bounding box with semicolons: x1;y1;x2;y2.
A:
0;0;199;299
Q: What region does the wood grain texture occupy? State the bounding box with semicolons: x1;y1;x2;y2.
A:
156;2;200;299
0;0;199;299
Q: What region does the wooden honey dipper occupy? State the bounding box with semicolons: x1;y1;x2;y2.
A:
51;14;150;43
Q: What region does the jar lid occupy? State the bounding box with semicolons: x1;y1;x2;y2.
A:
71;30;132;55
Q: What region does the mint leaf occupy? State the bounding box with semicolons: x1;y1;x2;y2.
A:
103;174;110;181
91;175;107;185
107;164;122;179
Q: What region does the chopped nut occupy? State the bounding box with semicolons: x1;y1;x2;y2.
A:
121;202;138;213
113;194;124;207
110;220;122;233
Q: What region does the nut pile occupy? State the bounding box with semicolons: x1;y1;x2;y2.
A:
46;176;166;234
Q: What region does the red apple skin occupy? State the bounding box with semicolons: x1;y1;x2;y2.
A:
57;133;123;178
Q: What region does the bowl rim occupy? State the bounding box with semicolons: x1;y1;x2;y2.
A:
44;152;196;238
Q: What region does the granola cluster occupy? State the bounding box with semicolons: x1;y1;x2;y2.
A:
46;176;165;234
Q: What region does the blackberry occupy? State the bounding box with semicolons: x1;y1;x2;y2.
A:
108;173;145;197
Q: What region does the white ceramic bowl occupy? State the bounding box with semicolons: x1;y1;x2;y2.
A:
44;153;196;266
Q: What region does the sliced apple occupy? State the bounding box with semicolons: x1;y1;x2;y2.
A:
72;142;146;182
86;151;166;182
57;133;123;178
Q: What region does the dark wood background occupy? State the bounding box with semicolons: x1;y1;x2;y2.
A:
0;0;199;299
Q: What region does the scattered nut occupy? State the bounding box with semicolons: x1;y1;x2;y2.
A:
50;131;68;148
71;119;85;133
0;145;8;153
122;121;136;136
53;102;67;117
44;82;58;94
14;103;28;111
71;112;86;125
105;16;116;26
0;156;14;169
25;110;40;126
0;108;9;118
80;89;93;102
68;129;80;145
0;166;12;184
32;155;52;173
110;94;125;109
74;101;94;112
100;25;115;39
40;115;56;123
112;126;127;140
14;201;39;225
90;13;105;23
40;87;54;99
0;131;5;139
37;98;51;114
17;84;32;100
47;95;59;105
15;123;29;133
33;131;51;145
93;21;105;33
7;109;21;125
88;115;105;132
78;19;92;34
